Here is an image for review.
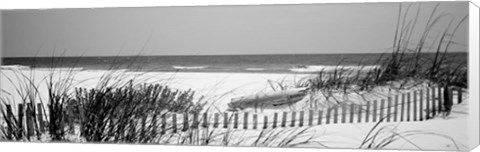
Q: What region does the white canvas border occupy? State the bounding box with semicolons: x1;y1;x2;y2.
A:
0;0;478;152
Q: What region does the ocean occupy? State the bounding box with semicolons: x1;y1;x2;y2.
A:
1;53;467;73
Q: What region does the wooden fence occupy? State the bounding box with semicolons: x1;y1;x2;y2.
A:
0;86;465;139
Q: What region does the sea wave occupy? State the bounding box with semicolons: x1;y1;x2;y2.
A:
245;68;265;71
34;67;85;71
290;65;381;73
172;66;207;70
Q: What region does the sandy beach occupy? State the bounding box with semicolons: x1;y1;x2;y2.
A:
0;67;470;150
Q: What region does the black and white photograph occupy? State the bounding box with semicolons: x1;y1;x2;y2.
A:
0;1;477;151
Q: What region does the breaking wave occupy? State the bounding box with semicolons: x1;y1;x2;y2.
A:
0;65;30;70
245;68;265;71
290;65;381;73
172;66;207;70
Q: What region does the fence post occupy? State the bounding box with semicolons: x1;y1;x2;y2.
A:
263;116;268;129
233;113;238;129
394;95;399;122
223;113;228;128
365;101;370;123
457;88;462;104
413;91;418;121
253;114;258;129
273;113;278;128
419;89;424;121
341;104;347;123
290;112;296;127
308;110;314;126
182;113;189;131
282;112;287;127
318;110;323;125
213;113;219;128
36;103;45;134
372;100;377;122
299;111;304;127
244;112;249;129
18;104;24;138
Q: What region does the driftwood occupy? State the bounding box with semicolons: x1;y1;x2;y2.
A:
227;87;309;111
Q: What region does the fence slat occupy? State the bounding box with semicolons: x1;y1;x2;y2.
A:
182;113;189;131
365;101;370;123
350;104;355;123
318;110;323;125
169;114;175;133
394;95;398;122
333;106;339;124
431;87;437;117
372;100;377;122
213;113;219;128
193;113;199;129
161;114;166;134
341;104;346;123
290;112;296;127
419;89;424;121
244;112;249;129
223;113;228;128
413;91;418;121
299;111;304;127
203;113;208;128
387;97;391;122
36;103;45;134
282;112;287;127
233;113;238;129
6;105;14;139
26;103;35;138
357;105;362;123
273;113;278;128
379;99;385;122
253;114;258;129
400;94;405;121
438;87;443;113
457;89;462;104
407;92;411;121
263;116;268;129
18;104;24;138
326;108;331;124
308;110;314;126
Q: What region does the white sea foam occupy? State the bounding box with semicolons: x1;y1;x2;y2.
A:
172;66;207;70
245;68;265;71
289;65;381;73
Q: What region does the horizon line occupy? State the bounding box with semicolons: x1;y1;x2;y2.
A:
1;51;468;58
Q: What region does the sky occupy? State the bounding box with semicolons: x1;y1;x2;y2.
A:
1;2;469;57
